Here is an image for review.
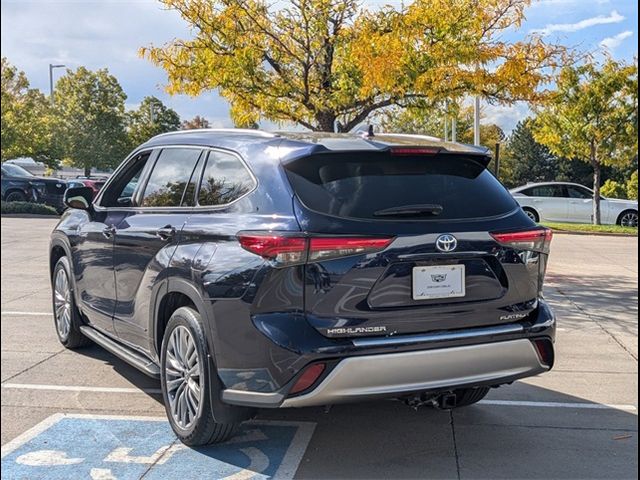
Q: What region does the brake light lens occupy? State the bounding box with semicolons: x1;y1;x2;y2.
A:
237;235;307;264
390;147;440;156
238;233;393;266
491;228;553;254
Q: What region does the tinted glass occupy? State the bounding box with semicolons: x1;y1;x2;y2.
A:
2;164;33;177
567;186;592;199
198;151;254;206
142;148;202;207
284;154;518;220
527;186;563;198
101;152;151;207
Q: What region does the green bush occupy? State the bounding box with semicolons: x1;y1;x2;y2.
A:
627;171;638;201
1;201;59;216
601;179;627;199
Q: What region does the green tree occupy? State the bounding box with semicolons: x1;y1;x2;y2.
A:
141;0;565;132
52;67;129;176
601;179;627;199
506;120;557;186
127;96;181;147
532;58;638;224
1;58;54;165
181;115;210;129
627;171;638;200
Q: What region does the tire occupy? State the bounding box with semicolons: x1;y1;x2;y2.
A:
52;257;91;349
5;190;27;202
523;207;539;223
452;386;491;408
617;210;638;228
160;307;238;446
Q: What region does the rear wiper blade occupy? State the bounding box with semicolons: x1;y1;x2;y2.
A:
373;204;444;217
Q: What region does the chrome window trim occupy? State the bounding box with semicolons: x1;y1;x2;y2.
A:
93;144;258;214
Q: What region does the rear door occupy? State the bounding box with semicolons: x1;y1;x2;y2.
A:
565;185;593;223
523;185;568;222
112;146;204;348
284;150;546;338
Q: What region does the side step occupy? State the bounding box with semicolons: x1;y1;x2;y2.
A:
80;326;160;378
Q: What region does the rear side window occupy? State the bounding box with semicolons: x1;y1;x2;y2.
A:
284;154;518;220
141;148;202;207
197;151;255;206
524;186;564;198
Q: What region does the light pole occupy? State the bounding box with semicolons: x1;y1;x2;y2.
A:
49;64;66;103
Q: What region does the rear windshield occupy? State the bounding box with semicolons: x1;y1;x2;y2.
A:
284;153;518;221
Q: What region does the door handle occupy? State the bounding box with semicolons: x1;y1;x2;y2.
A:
102;225;116;239
156;225;176;241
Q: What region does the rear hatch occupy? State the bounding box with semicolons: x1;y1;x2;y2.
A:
281;148;552;338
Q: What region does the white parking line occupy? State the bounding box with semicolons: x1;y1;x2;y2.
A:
479;399;637;411
1;311;51;316
1;383;162;395
2;383;636;412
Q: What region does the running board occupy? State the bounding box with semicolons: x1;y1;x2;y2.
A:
79;326;160;378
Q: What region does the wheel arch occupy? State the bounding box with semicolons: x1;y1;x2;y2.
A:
521;206;540;222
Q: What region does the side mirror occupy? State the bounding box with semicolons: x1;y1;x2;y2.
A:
64;186;94;211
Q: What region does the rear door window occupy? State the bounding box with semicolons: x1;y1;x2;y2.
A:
141;148;202;207
197;151;255;206
526;186;564;198
284;154;518;220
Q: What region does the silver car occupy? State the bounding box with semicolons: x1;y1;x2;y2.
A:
510;182;638;227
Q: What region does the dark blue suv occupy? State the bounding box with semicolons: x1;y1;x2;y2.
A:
50;129;556;445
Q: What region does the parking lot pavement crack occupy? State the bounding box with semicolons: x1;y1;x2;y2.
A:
552;286;638;362
0;349;65;384
138;438;182;479
449;411;461;480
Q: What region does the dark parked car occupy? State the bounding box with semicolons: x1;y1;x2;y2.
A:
65;176;108;199
50;129;556;445
1;163;66;211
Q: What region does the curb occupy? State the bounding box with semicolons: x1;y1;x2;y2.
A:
550;229;638;238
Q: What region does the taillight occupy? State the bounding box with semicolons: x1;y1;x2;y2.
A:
238;233;393;266
237;235;307;265
490;228;553;254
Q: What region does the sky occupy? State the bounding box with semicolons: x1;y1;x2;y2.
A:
1;0;638;134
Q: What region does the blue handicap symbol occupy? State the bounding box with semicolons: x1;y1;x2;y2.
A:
1;414;315;480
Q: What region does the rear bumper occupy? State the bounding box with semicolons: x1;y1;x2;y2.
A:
281;339;547;408
221;300;556;408
221;337;549;408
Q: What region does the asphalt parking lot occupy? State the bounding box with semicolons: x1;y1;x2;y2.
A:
1;216;638;479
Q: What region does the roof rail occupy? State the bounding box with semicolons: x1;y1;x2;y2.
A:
152;128;279;139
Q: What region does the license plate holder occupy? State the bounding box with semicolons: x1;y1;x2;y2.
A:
412;264;466;300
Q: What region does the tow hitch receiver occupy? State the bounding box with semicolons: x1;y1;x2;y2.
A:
403;392;458;410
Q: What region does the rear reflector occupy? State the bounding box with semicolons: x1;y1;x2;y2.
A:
289;363;326;395
238;233;393;266
491;228;553;254
532;339;554;367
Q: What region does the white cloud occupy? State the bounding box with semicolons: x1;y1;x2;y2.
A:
531;10;625;36
600;30;634;52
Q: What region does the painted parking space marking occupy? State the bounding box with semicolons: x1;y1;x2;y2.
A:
1;311;52;316
2;383;636;412
2;383;163;395
1;414;316;480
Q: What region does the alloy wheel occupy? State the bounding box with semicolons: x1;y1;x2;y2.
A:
53;268;72;340
620;212;638;228
164;326;203;429
525;210;538;222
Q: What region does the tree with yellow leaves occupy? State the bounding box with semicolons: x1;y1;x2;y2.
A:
142;0;566;131
531;58;638;225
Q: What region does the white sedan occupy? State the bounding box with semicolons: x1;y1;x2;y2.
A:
510;182;638;227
